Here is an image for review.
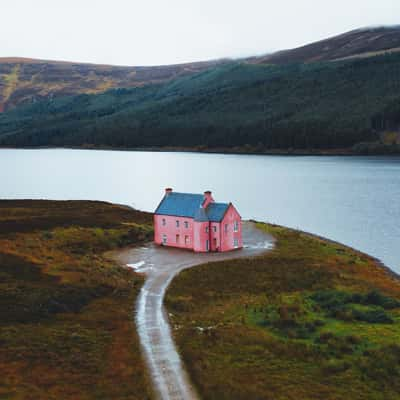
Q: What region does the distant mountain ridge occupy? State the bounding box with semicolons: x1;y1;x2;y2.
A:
1;26;400;112
251;26;400;64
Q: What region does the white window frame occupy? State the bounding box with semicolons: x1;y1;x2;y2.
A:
162;218;166;226
205;226;209;233
162;234;167;244
234;220;239;232
234;237;239;248
176;220;179;228
213;226;217;233
184;221;189;229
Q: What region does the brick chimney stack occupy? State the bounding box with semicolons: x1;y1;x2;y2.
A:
202;190;213;208
165;188;173;195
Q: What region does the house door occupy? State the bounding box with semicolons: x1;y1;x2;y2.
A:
213;238;217;250
206;240;209;251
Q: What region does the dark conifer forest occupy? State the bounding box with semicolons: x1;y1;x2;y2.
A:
1;53;400;153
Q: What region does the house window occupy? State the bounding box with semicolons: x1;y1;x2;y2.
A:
213;226;217;233
184;221;189;228
176;220;179;228
205;226;209;233
176;234;180;244
162;234;167;244
185;235;190;245
224;224;228;233
234;220;239;232
162;218;166;226
234;237;239;248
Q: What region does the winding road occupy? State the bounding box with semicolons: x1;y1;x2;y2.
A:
114;222;274;400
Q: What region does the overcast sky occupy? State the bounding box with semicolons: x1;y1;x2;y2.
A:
1;0;399;66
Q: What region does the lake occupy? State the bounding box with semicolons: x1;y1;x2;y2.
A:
1;149;399;273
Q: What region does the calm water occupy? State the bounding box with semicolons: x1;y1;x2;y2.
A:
1;149;399;273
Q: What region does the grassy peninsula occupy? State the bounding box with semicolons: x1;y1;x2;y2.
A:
2;201;400;399
166;223;400;400
0;200;153;399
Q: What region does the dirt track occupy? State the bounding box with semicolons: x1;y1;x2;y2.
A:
114;221;274;400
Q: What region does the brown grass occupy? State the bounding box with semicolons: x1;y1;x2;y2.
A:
166;223;400;400
0;200;154;400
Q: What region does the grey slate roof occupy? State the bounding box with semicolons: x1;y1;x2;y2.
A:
155;192;230;222
194;207;209;222
206;202;230;222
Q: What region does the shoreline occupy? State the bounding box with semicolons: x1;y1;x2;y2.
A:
257;220;400;282
1;198;398;276
1;145;400;157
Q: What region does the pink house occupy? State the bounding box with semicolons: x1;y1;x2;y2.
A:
154;188;242;252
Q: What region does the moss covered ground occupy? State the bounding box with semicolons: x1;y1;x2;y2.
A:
0;200;153;400
166;223;400;400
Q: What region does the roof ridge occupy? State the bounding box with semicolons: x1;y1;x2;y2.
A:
170;191;203;196
208;201;229;206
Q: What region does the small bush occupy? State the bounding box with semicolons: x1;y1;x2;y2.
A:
345;335;361;345
316;332;335;344
362;290;400;310
310;290;351;314
310;289;398;323
322;359;351;375
352;308;393;324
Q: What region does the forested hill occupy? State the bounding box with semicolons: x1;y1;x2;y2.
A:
1;53;400;153
0;57;226;112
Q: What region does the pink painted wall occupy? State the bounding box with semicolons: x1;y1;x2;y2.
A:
219;204;242;252
193;221;210;252
154;214;194;250
154;207;242;253
209;222;220;251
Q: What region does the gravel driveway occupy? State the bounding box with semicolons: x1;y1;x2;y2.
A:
114;221;274;400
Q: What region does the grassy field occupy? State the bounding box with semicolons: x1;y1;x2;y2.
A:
166;223;400;400
0;200;153;400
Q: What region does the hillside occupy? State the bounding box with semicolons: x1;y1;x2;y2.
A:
2;26;400;114
1;52;400;152
0;57;226;112
253;26;400;65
